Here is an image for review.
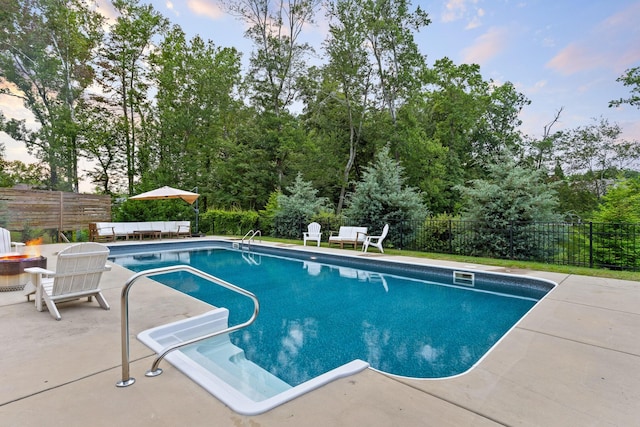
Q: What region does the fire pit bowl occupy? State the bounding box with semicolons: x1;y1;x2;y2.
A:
0;255;48;292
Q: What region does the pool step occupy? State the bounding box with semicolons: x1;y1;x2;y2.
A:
138;308;291;402
183;340;291;401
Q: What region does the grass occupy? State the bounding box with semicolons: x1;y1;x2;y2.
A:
257;236;640;282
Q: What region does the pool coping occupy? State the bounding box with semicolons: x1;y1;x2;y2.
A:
1;237;639;426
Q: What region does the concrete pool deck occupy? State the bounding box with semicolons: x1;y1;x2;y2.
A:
1;238;639;426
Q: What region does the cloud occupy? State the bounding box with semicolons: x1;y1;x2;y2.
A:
515;79;547;95
442;0;482;28
546;43;595;76
465;8;484;30
94;0;118;28
461;27;509;65
442;0;468;23
187;0;224;20
546;2;640;75
165;1;179;16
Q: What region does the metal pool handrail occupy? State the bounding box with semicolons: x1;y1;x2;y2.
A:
116;265;260;388
241;229;262;248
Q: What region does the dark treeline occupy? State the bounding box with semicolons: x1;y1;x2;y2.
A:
1;0;639;222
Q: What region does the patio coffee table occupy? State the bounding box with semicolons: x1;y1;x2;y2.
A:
133;230;161;240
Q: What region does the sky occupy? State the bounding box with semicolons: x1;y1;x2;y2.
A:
1;0;640;187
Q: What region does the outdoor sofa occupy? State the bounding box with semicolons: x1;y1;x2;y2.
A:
89;221;191;241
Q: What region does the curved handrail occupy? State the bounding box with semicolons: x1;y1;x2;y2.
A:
241;229;262;248
241;229;255;242
116;265;259;387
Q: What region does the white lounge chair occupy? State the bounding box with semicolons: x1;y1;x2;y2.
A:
362;224;389;253
303;222;322;247
24;242;111;320
0;227;24;254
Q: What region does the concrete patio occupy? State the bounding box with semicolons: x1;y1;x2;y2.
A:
1;239;639;426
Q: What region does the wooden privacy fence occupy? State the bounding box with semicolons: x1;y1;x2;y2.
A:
0;188;111;238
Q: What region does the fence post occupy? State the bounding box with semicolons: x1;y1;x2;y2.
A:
509;221;514;259
589;222;593;269
448;219;453;253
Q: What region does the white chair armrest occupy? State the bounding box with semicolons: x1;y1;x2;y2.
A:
24;267;56;276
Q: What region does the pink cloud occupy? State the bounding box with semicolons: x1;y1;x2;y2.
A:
461;27;509;65
546;3;640;75
545;43;597;76
187;0;224;20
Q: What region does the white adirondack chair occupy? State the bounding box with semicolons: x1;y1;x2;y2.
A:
24;242;111;320
303;222;322;247
362;224;390;254
0;227;24;254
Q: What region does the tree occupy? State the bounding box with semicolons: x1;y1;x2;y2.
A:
76;101;127;194
321;0;374;213
471;81;530;165
96;0;167;194
521;107;563;172
221;0;320;189
0;0;104;191
456;151;561;260
359;0;430;131
556;117;640;202
416;58;491;212
344;145;427;247
223;0;320;115
610;66;640;109
590;176;640;269
272;173;331;238
148;26;242;208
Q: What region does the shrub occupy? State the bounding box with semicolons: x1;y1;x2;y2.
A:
200;209;259;235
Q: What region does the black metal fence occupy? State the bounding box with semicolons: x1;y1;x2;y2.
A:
304;219;640;272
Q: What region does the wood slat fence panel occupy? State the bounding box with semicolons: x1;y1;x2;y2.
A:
0;188;111;232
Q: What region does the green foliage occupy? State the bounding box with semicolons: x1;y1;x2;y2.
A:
258;191;281;235
113;199;193;222
456;152;562;259
200;208;259;236
0;0;104;191
415;213;459;253
0;159;48;189
272;173;331;238
610;66;640;109
555;117;638;203
147;26;242;201
344;145;427;247
590;177;640;268
19;222;44;243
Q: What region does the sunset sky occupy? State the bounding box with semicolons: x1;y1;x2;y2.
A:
2;0;639;181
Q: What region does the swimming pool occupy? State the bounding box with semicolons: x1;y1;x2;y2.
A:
110;241;555;413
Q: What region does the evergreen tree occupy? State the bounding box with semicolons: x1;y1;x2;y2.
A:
456;151;561;260
344;145;427;247
272;173;331;238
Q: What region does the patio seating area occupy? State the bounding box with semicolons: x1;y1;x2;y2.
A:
89;221;191;241
1;238;639;426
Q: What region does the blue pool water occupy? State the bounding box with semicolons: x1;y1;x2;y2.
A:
111;243;551;385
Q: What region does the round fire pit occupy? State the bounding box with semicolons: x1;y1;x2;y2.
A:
0;255;48;292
